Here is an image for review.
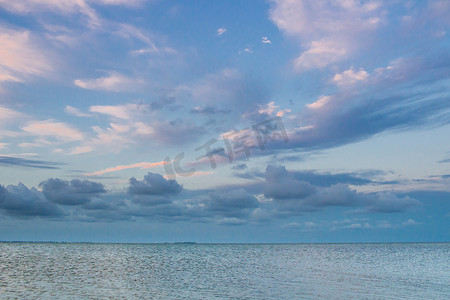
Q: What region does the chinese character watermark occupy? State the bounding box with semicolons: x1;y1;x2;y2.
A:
164;117;288;179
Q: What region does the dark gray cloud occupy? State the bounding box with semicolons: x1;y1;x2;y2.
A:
281;169;373;187
128;172;182;196
0;183;63;217
40;178;106;205
364;193;421;213
0;156;64;169
264;165;316;200
204;189;259;218
263;165;420;215
0;166;422;223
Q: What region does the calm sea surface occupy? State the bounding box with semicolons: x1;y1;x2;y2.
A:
0;242;448;299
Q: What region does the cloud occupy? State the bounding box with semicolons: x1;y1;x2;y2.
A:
21;120;84;142
264;165;316;200
402;218;420;226
204;188;259;218
65;105;90;117
364;192;421;213
69;146;94;155
294;38;348;70
92;0;144;6
86;161;167;176
273;168;374;187
273;55;450;153
149;120;205;146
40;178;106;205
216;27;227;36
0;0;143;27
0;106;26;125
332;68;369;86
190;106;230;115
216;217;246;225
0;166;424;223
0;156;64;169
0;183;63;217
175;68;268;117
89;103;144;119
74;71;141;92
263;165;420;215
258;101;291;117
261;36;271;44
85;101;204;148
128;172;182;196
0;0;100;26
231;163;248;170
0;27;52;84
269;0;382;70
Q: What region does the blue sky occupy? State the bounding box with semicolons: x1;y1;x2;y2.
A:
0;0;449;242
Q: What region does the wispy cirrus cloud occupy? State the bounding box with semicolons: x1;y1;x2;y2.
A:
0;156;64;169
0;106;25;124
89;103;146;119
0;0;145;28
216;27;227;36
86;161;167;176
21;120;84;143
74;71;142;92
65;105;90;117
0;27;52;84
257;55;450;156
69;146;94;155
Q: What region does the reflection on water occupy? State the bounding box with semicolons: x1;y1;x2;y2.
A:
0;243;448;299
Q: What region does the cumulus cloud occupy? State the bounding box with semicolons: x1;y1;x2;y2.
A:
203;189;259;218
263;165;420;215
0;167;425;223
128;172;182;196
40;178;106;205
332;68;369;86
264;165;316;200
0;183;63;217
364;192;421;213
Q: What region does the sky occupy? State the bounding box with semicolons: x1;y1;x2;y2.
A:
0;0;449;243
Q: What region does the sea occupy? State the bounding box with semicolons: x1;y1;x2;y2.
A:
0;242;448;299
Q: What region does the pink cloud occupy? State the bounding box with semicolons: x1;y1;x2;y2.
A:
86;161;168;176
